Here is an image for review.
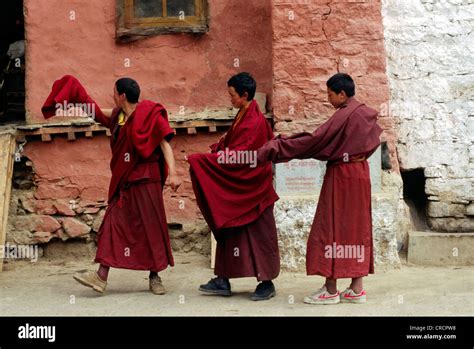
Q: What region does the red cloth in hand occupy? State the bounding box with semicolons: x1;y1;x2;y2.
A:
41;75;110;128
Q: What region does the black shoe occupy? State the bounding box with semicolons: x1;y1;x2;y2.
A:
251;281;276;301
199;277;232;296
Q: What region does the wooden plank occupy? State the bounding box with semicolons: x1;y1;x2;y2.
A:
0;134;16;272
43;126;77;135
14;115;273;142
172;120;223;129
41;134;52;142
17;124;107;135
67;132;76;141
162;0;167;17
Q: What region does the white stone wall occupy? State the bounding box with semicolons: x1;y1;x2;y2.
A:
382;0;474;231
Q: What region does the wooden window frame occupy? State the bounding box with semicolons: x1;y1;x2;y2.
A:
116;0;209;43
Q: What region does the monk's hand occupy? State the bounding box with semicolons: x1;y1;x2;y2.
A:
169;174;182;192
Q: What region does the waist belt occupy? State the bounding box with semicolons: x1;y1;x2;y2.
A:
327;155;366;167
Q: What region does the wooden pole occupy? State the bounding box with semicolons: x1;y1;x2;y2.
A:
211;234;216;269
0;133;16;272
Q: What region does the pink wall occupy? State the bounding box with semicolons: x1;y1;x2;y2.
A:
24;0;273;122
271;0;399;170
22;132;225;225
24;136;111;202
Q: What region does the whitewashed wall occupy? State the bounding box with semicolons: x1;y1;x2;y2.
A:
382;0;474;231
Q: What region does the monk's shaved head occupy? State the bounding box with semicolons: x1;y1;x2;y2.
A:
326;73;355;98
115;77;140;103
227;72;256;101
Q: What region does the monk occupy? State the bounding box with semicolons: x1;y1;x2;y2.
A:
42;75;181;295
257;73;382;304
188;72;280;301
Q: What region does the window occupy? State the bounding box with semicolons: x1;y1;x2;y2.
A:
116;0;209;42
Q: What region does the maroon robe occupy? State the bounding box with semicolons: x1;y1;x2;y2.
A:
42;75;174;271
189;100;280;281
258;97;382;279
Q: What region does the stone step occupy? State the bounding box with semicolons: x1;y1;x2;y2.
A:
408;231;474;266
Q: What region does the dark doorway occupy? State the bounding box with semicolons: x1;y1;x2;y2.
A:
0;0;25;125
401;168;429;230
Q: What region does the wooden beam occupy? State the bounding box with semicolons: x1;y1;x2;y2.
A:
41;134;52;142
171;120;226;129
67;132;76;141
14;115;276;141
0;134;16;272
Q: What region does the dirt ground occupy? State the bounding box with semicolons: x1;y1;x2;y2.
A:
0;252;473;316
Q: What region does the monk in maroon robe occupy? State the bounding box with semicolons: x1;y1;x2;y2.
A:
258;73;382;305
42;75;181;295
188;73;280;301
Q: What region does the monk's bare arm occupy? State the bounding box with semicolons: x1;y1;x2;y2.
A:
160;139;182;191
91;107;113;129
101;109;113;118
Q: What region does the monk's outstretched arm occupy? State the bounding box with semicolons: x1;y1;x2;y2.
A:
61;104;112;128
257;133;316;164
89;104;112;129
160;139;182;192
257;113;343;164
